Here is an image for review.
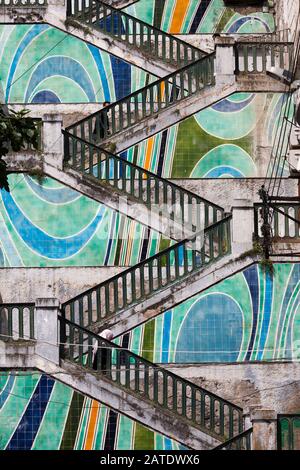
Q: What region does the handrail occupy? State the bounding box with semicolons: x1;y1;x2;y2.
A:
236;29;292;44
63;131;224;213
61;215;231;328
235;42;294;74
59;315;243;440
212;428;253;450
0;0;47;5
254;202;300;239
65;52;215;134
0;303;35;340
62;214;232;306
66;0;205;68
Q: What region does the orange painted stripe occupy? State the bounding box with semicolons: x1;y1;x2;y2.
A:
145;137;154;171
84;401;100;450
160;81;165;101
170;0;189;34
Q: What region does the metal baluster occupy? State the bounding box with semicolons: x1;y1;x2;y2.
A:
229;407;234;438
96;288;101;320
200;392;206;427
105;283;110;316
131;269;136;301
135;359;139;392
18;307;24;339
116;348;121;384
181;383;187;417
122;274;127;308
172;378;177;412
163;373;168;407
125;352;130;388
219;402;225;436
191;388;196;423
210;398;215;432
153;369;158;402
144;364;149;397
87;331;93;368
29;306;34;339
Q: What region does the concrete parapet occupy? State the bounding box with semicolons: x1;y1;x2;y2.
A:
231;198;254;256
35;298;60;365
250;408;277;450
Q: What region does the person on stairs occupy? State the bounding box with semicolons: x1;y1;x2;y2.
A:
92;101;110;142
92;328;114;374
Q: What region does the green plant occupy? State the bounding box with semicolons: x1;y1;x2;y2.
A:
252;240;264;256
259;257;274;276
0;108;40;191
28;167;45;186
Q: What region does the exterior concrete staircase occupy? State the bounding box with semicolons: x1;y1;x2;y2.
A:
1;0;297;452
58;316;246;449
0;318;250;450
61;237;259;338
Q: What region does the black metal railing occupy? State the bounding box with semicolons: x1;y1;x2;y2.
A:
63;132;224;236
66;0;205;68
213;428;253;450
254;202;300;239
61;216;231;329
0;303;35;340
0;0;47;5
59;316;244;441
65;53;215;144
278;414;300;450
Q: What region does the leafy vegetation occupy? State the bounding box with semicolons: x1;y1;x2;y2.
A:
0;108;40;191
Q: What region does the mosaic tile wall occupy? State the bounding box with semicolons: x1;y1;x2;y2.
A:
0;371;185;450
0;174;169;267
121;92;288;178
125;0;275;34
0;24;155;104
0;25;287;178
115;263;300;363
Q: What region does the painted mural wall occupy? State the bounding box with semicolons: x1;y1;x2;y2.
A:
0;24;155;104
0;174;170;267
0;371;184;450
115;263;300;364
125;0;275;34
121;92;287;178
0;25;287;179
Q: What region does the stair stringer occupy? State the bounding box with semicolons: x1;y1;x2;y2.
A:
11;356;222;450
65;255;259;337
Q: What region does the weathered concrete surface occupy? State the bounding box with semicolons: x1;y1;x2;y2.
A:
0;267;124;304
165;362;300;416
275;0;300;36
174;179;298;210
5;152;196;240
34;298;60;365
250;409;277;450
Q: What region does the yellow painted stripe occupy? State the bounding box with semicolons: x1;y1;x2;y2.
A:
170;0;189;33
84;401;100;450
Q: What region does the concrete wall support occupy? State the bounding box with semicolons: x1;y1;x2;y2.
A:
250;409;277;450
43;114;64;170
214;38;236;88
34;298;60;365
231;199;254;256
